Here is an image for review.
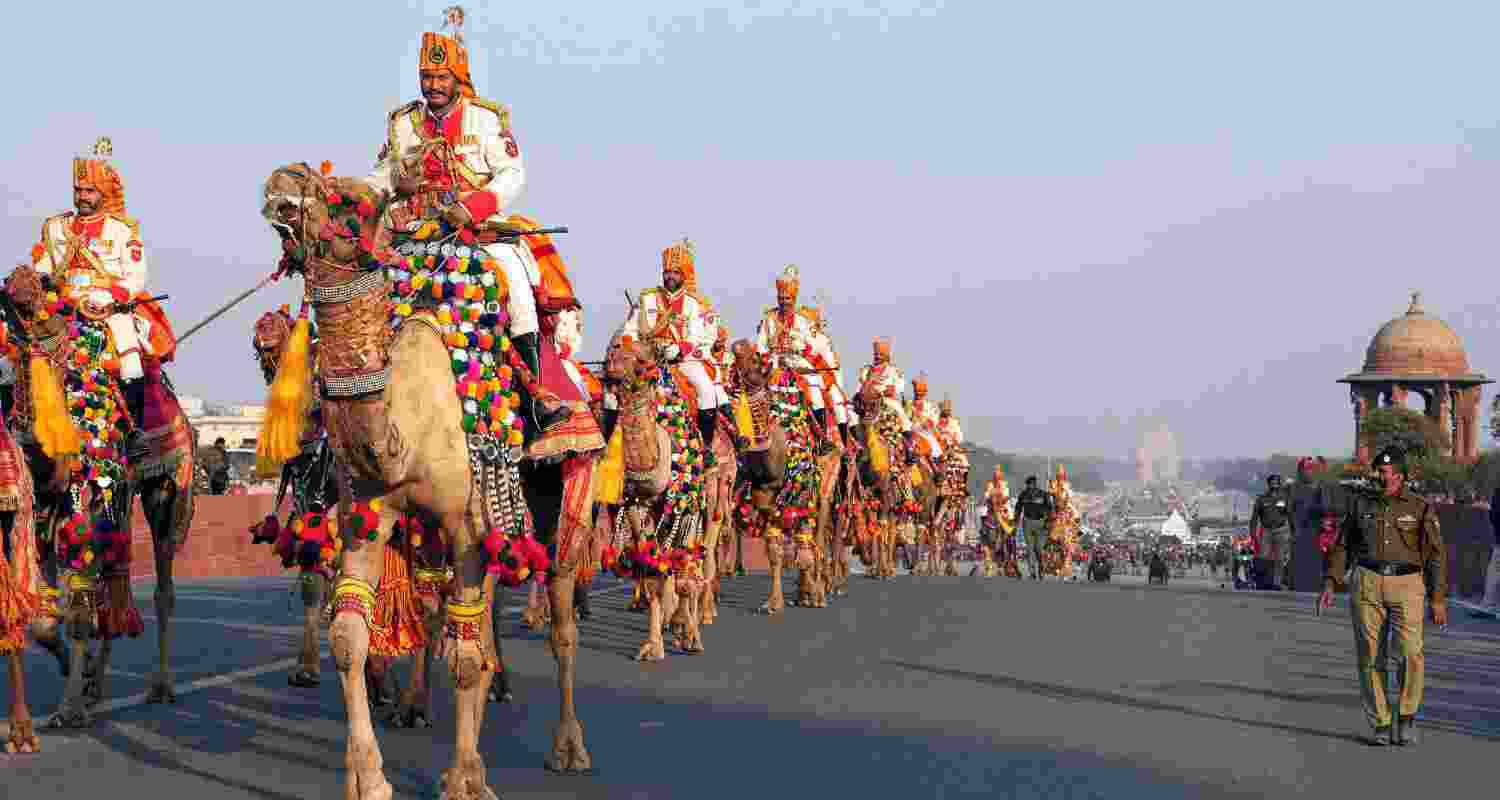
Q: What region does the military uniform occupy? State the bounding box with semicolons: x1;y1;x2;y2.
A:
1015;483;1055;580
1249;483;1297;589
1325;450;1446;743
857;343;912;431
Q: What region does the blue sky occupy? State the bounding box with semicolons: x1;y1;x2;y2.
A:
3;1;1499;457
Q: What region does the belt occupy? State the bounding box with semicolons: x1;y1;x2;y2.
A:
1358;560;1421;577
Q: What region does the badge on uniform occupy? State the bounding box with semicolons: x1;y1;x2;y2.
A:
503;132;519;158
128;239;142;262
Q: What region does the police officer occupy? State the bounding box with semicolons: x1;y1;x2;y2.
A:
1249;474;1297;590
1014;476;1055;580
1319;447;1448;746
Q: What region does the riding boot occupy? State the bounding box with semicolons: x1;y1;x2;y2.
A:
601;407;620;443
123;378;147;457
697;409;718;468
512;332;571;437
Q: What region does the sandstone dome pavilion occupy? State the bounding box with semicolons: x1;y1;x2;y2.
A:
1338;291;1491;464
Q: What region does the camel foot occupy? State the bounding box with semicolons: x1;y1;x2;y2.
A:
544;718;595;776
287;669;320;688
520;606;549;632
82;677;104;708
635;641;665;662
44;705;91;729
385;703;432;729
756;602;783;616
145;674;178;704
5;719;40;754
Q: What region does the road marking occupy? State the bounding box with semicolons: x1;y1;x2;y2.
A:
92;658;300;716
138;615;307;636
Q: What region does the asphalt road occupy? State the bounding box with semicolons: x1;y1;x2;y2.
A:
2;563;1498;799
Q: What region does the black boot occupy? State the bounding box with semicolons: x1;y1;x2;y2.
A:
601;407;620;443
697;409;718;468
123;378;147;456
511;332;571;436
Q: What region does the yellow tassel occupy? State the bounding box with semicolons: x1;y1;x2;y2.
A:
865;423;889;476
909;463;924;488
29;354;79;459
593;427;624;505
733;394;755;441
257;316;312;469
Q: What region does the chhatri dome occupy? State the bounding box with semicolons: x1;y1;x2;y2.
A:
1358;292;1471;377
1338;291;1491;464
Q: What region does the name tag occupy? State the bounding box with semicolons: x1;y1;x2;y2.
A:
1275;501;1285;508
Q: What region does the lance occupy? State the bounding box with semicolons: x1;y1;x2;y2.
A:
175;271;281;347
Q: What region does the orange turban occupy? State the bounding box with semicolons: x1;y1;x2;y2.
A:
775;264;800;299
913;374;928;396
420;6;475;98
73;137;126;217
872;337;891;358
662;239;697;293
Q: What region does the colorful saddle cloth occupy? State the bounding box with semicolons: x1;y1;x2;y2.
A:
732;369;820;541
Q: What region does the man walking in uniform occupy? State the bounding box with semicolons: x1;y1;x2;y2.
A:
1320;447;1448;746
1014;476;1054;580
1249;474;1297;590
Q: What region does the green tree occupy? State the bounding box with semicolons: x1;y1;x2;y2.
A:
1358;406;1451;460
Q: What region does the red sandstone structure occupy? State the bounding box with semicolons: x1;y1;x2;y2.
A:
1339;292;1491;464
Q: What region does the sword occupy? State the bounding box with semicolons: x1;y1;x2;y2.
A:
175;271;281;347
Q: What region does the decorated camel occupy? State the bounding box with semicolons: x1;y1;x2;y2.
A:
725;341;832;613
0;403;44;753
258;164;603;799
850;372;938;579
598;331;713;659
0;263;196;728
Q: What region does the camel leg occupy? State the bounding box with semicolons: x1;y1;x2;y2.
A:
759;537;785;614
83;634;114;708
5;652;39;753
636;578;666;661
46;608;92;729
488;581;513;704
390;592;440;729
520;580;547;631
681;584;705;653
290;571;324;688
544;562;591;774
328;503;395;800
145;481;180;704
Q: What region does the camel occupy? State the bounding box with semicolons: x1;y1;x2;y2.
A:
1;263;195;728
1;415;45;753
600;333;713;660
685;410;737;629
725;340;831;615
248;309;505;725
259;164;600;800
850;374;936;579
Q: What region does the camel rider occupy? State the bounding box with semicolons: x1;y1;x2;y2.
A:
935;397;966;466
754;264;836;441
28;137;177;441
801;302;853;446
620;239;725;464
858;337;912;441
1015;476;1055;580
907;374;943;463
363;6;570;434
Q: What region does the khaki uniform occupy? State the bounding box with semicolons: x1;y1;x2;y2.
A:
1249;489;1296;588
1325;489;1446;730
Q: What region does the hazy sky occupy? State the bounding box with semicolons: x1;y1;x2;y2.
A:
3;1;1498;459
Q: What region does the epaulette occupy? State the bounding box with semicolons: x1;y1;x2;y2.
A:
640;287;660;297
388;100;422;122
107;214;139;236
467;97;512;131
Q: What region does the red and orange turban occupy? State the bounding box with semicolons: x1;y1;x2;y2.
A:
73;137;126;217
662;239;696;293
419;5;475;98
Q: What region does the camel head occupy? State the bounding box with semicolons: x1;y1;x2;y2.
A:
261;162;391;280
5;263;48;319
605;334;659;391
731;339;767;390
253;308;294;385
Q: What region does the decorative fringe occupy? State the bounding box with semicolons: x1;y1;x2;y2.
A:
0;552;31;655
258;309;313;469
866;423;889;476
369;543;426;657
96;574;144;639
733;393;755;441
909;463;925;488
593;426;623;505
29;353;79;459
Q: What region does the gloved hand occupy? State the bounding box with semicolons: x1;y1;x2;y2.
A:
109;285;131;306
662;342;681;362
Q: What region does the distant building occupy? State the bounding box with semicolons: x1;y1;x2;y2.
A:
181;394;265;449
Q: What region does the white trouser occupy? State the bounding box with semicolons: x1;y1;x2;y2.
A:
559;357;590;403
828;383;850;425
104;312;149;381
483;239;541;338
1483;544;1500;609
801;372;826;410
914;429;943;460
676;360;723;410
